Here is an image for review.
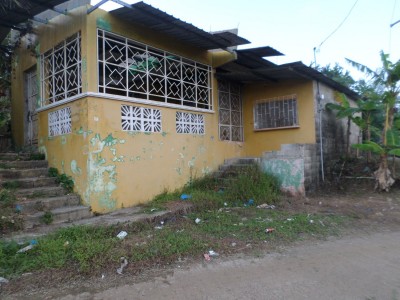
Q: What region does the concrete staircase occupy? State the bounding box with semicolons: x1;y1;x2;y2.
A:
214;157;261;188
0;152;92;229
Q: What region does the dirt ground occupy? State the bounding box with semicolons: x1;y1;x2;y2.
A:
2;179;400;299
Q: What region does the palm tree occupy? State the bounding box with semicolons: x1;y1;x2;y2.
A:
348;51;400;191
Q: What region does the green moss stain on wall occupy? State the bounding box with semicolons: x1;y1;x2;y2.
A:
96;17;112;31
262;158;305;196
86;133;126;211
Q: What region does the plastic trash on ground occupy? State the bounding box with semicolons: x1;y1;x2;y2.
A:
265;228;275;234
117;231;128;239
17;240;37;253
180;194;192;200
203;253;211;261
195;218;201;224
257;204;276;209
0;277;9;284
208;250;219;257
116;257;128;275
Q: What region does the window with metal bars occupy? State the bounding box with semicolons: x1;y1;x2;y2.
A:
97;29;212;110
40;32;82;107
218;80;243;141
254;95;298;130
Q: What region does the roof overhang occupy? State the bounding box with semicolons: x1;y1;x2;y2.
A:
216;49;358;99
109;1;250;50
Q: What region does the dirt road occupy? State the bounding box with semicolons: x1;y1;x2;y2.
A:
56;230;400;300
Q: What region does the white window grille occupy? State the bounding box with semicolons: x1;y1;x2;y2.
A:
254;95;298;130
121;104;161;132
41;32;82;107
48;107;72;136
218;80;243;141
176;111;205;134
98;29;212;110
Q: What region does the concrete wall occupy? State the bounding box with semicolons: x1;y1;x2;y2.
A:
242;79;316;157
261;143;319;194
314;82;361;163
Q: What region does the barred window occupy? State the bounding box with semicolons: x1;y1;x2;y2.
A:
218;80;243;141
41;33;81;107
176;111;205;134
254;95;298;130
98;29;212;110
121;105;161;132
48;107;72;136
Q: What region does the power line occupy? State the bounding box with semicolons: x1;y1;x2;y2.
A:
316;0;359;50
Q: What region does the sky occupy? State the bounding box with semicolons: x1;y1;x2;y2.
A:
91;0;400;79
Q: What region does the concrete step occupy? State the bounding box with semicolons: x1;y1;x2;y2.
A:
0;152;33;161
0;168;48;179
0;160;48;169
24;206;92;229
17;194;81;213
15;186;67;199
1;177;58;189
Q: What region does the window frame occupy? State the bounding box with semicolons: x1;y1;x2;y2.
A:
97;29;213;111
253;94;299;131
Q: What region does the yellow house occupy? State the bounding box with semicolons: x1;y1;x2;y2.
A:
8;1;359;213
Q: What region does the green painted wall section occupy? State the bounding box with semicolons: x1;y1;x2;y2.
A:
262;158;305;196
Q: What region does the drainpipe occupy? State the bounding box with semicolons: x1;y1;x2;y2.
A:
316;83;325;182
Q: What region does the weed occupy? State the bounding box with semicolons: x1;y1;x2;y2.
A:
40;211;53;225
27;191;46;198
0;189;23;233
29;153;45;160
2;180;20;190
48;167;59;178
48;167;74;192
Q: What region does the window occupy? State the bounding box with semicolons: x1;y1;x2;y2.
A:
48;107;72;136
41;33;82;107
121;104;161;132
98;29;212;110
218;80;243;141
254;95;298;130
176;111;205;134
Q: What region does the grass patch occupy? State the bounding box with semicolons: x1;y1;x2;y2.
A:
2;181;20;190
0;208;346;279
0;189;23;234
149;165;281;211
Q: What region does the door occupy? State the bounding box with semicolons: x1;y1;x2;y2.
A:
24;68;38;146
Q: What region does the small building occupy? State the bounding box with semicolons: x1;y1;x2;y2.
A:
7;1;360;213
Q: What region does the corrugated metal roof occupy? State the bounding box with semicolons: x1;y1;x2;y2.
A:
110;1;250;50
0;0;76;43
237;46;283;57
217;50;358;99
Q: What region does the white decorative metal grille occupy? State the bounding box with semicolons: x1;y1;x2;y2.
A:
48;107;72;136
121;105;161;132
98;29;212;110
176;111;205;134
254;95;298;130
41;33;82;107
218;80;243;141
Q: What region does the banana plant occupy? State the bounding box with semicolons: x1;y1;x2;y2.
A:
347;51;400;191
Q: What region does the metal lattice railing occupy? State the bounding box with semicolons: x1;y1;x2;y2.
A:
98;29;212;110
41;32;82;107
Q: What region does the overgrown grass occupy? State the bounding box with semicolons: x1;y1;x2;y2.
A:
0;189;23;233
149;165;281;211
0;208;346;279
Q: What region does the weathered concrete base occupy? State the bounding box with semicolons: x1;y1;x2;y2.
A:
261;143;320;196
